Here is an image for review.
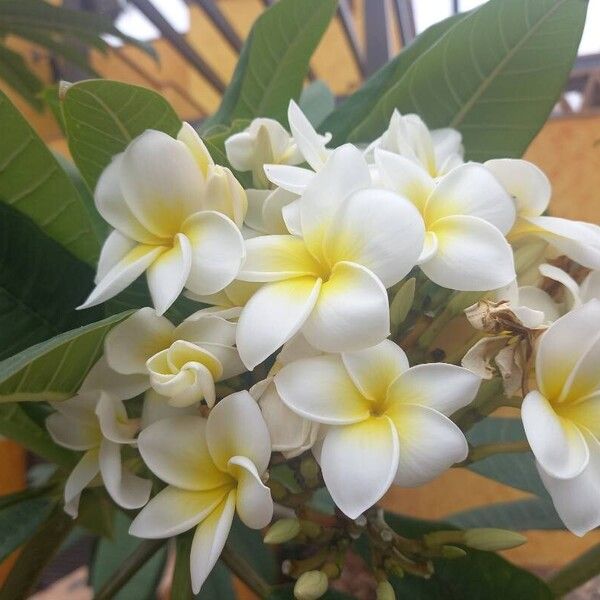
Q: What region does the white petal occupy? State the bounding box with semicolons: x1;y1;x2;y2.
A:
129;485;231;539
236;276;322;370
387;404;468;486
80;356;149;400
421;215;515;291
387;363;481;416
262;187;297;234
301;262;390;353
580;271;600;303
95;230;137;284
288;99;329;171
238;235;322;282
46;411;99;451
139;416;229;490
281;198;302;236
64;449;100;518
275;354;370;425
225;131;255;172
78;244;166;310
324;188;425;287
206;391;271;475
538;263;581;310
341;340;409;402
105;307;174;375
321;416;399;518
516;286;560;323
177;121;213;176
228;455;273;529
94;154;158;244
263;165;315;194
537;431;600;536
425;163;516;234
522;390;588;479
95;392;138;443
485;158;550;218
99;440;151;509
535;300;600;399
147;233;192;315
182;211;245;296
190;490;236;594
175;312;237;347
375;149;435;213
560;326;600;403
431;128;463;172
141;389;199;429
120;130;204;238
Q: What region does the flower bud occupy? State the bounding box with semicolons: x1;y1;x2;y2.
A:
464;528;526;551
294;571;328;600
376;580;396;600
441;545;467;559
205;165;247;227
264;518;301;544
390;278;415;330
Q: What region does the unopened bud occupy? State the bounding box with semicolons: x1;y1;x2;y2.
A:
321;561;340;579
300;456;320;483
353;515;367;528
282;560;292;576
441;545;467;559
299;519;322;539
380;528;393;542
294;570;328;600
376;580;396;600
264;518;301;544
464;528;526;551
390;278;416;329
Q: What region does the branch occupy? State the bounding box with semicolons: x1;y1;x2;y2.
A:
221;542;272;599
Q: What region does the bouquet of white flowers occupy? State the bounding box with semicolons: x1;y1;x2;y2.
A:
0;0;597;598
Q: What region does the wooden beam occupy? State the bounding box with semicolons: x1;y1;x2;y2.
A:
188;0;243;52
338;0;366;76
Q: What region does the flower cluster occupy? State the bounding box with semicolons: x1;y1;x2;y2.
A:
48;100;600;594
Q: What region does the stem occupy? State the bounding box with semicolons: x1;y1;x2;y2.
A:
221;542;272;599
459;440;530;466
95;539;164;600
548;541;600;597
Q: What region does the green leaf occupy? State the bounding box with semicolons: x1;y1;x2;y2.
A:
0;504;74;600
299;80;335;128
61;79;181;191
76;488;115;539
466;418;548;498
0;403;76;467
0;90;102;264
91;511;166;600
200;561;234;599
0;311;132;403
386;513;552;600
323;13;465;144
208;0;337;127
229;517;278;583
0;45;43;110
0;494;56;563
338;0;587;160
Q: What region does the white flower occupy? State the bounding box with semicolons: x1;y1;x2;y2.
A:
244;187;298;236
105;307;245;407
46;388;151;517
235;144;425;369
376;150;516;291
486;159;600;270
185;280;261;308
366;110;464;177
274;340;480;518
521;300;600;535
130;391;273;593
79;128;245;315
251;335;322;458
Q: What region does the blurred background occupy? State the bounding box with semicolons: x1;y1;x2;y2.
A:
1;0;600;598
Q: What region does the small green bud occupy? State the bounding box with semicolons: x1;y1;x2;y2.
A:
294;571;328;600
441;545;467;559
299;519;322;539
464;528;527;551
390;278;416;329
264;518;301;544
376;580;396;600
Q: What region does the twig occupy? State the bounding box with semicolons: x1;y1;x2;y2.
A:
221;542;272;599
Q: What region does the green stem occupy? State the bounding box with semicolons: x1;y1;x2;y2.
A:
221;542;272;599
547;541;600;597
459;440;530;466
95;539;165;600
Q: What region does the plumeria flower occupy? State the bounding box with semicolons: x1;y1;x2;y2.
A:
244;187;298;236
376;149;516;291
521;300;600;535
366;110;464;177
262;100;332;195
185;280;261;308
251;335;322;458
46;389;151;517
79;127;245;315
275;340;480;518
486;159;600;270
130;391;273;593
235;144;425;369
105;307;245;408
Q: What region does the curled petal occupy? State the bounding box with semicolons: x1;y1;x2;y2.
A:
228;456;273;529
64;449;100;518
263;165;315;195
288;99;330;171
95;392;138;444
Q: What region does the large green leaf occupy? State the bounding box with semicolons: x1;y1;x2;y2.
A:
339;0;586;160
61;80;181;191
207;0;337;127
299;80;335;128
0;91;102;264
91;511;166;600
228;517;278;583
0;45;43;110
0;202;105;360
323;13;465;144
0;311;131;403
386;513;552;600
